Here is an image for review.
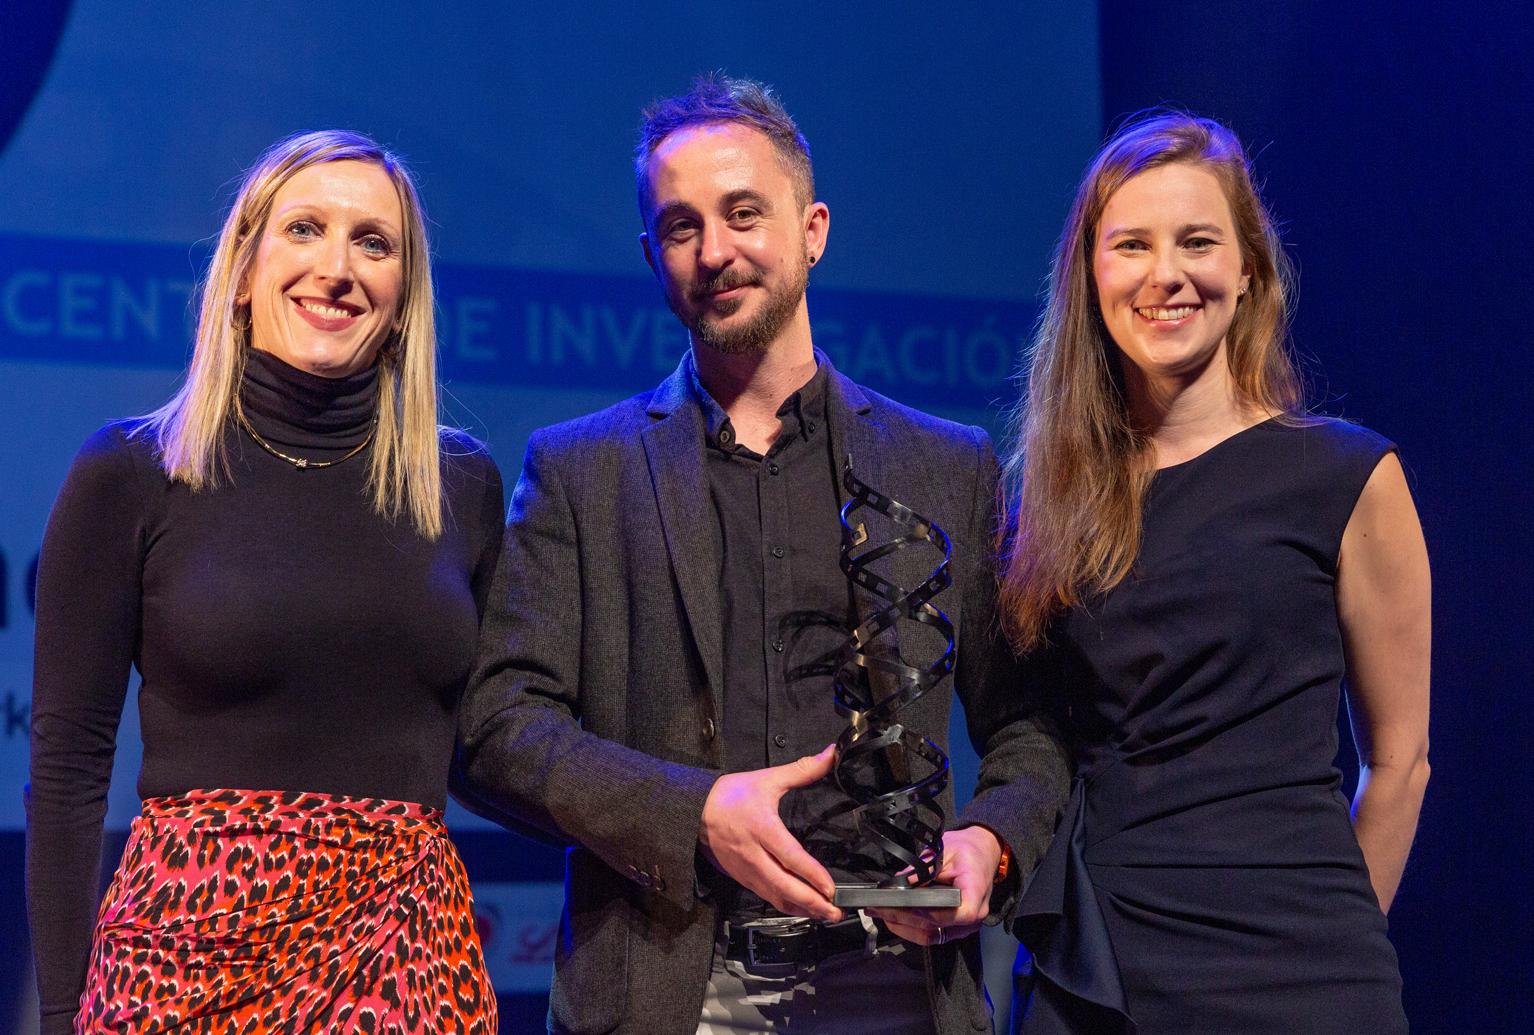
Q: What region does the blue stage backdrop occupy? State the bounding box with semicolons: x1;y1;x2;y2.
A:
0;3;1104;1031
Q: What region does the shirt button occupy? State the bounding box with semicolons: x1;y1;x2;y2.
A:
768;462;780;476
773;733;788;749
719;426;734;446
807;421;817;434
771;545;785;559
771;639;785;653
703;717;716;740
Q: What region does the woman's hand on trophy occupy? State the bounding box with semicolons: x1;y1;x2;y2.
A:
868;825;1002;945
698;744;845;922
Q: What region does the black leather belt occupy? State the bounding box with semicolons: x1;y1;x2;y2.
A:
723;917;875;976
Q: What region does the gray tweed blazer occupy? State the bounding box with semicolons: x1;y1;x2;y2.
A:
456;354;1069;1035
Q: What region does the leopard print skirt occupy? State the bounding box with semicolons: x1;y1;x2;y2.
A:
75;788;497;1034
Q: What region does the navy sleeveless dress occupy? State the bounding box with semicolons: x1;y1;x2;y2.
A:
1013;418;1409;1034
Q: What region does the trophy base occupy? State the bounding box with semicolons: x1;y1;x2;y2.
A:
833;882;962;908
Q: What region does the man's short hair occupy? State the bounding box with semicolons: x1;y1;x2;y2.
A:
636;72;815;214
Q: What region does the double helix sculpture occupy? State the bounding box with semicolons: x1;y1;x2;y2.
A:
830;459;961;909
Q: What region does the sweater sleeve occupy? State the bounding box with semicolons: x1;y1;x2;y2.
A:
469;450;506;620
27;424;148;1035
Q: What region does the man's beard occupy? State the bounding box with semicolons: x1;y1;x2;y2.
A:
669;254;809;356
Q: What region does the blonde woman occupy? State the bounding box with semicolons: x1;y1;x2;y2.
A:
1002;113;1429;1034
28;131;501;1033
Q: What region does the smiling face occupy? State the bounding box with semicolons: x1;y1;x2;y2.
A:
242;159;404;378
639;122;827;356
1093;162;1250;388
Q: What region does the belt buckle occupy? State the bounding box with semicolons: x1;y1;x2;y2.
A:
742;922;810;978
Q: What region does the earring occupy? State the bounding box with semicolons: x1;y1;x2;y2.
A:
809;254;818;266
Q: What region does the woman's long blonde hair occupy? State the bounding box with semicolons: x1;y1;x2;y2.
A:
999;111;1303;650
140;129;446;538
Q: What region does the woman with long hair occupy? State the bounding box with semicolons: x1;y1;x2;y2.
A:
28;130;501;1033
1002;112;1429;1033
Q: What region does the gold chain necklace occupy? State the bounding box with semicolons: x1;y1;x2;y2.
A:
236;409;376;470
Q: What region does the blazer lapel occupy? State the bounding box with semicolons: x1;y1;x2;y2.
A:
641;358;725;711
825;357;941;592
824;360;904;705
824;359;949;718
825;360;882;508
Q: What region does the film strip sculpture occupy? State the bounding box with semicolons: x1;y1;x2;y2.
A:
830;458;962;909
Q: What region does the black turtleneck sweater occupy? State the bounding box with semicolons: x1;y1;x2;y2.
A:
26;349;504;1033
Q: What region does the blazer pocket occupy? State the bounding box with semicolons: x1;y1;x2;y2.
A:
550;848;630;1034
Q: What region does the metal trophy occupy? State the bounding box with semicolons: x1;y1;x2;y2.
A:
829;458;961;909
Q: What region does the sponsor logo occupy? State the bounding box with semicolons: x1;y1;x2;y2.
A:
471;882;564;993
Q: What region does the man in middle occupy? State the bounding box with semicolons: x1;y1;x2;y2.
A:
457;74;1069;1034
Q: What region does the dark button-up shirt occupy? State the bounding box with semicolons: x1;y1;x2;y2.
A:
691;357;882;917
